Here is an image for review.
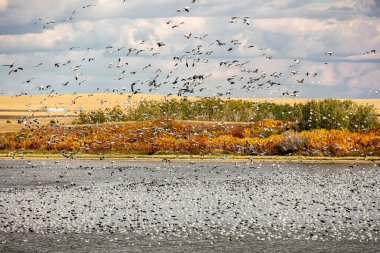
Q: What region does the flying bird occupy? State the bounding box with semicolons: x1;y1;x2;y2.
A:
83;4;96;8
2;61;17;68
297;79;304;83
22;78;35;84
177;7;190;12
216;40;225;46
143;64;152;70
9;67;23;75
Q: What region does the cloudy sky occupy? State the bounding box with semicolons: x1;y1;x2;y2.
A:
0;0;379;98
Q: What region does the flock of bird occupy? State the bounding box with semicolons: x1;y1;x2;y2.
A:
0;160;379;250
0;2;379;251
1;0;377;100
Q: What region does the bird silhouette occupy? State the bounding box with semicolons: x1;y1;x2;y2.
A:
8;67;23;75
2;61;17;68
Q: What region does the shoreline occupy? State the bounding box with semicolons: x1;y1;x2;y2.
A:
0;153;379;164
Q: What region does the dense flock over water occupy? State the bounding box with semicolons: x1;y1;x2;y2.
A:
0;159;379;252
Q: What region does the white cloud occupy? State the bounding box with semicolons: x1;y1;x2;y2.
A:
0;0;8;12
0;0;379;98
0;23;79;51
340;62;380;91
253;17;380;58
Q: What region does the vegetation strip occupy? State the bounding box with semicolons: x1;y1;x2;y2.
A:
1;98;378;158
75;98;377;132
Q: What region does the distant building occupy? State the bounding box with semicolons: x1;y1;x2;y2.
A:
46;108;67;113
46;108;67;116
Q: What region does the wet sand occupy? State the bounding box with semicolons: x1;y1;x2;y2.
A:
0;160;379;252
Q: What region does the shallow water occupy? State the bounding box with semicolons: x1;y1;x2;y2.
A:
0;159;379;252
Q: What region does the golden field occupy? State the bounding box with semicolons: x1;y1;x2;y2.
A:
0;93;379;132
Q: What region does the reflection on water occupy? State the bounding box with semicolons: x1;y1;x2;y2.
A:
0;160;379;252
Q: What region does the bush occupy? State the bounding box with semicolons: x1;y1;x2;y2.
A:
275;132;307;155
0;135;9;149
350;104;378;131
297;99;378;132
74;105;127;124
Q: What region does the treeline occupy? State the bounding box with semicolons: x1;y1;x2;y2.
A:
73;98;378;132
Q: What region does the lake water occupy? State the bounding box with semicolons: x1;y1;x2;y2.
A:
0;159;379;252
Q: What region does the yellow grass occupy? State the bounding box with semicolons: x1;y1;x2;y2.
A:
0;93;379;132
0;93;174;111
0;117;74;133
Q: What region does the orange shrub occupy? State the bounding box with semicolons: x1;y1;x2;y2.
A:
1;119;379;157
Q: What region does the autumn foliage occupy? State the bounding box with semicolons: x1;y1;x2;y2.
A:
1;119;379;157
2;98;379;157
